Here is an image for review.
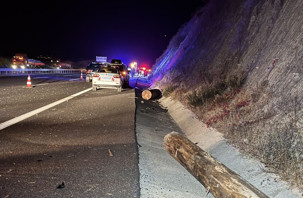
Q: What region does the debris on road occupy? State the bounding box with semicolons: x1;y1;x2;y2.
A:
108;149;113;157
141;89;162;100
57;182;65;189
164;132;269;198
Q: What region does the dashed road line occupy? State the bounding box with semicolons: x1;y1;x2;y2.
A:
34;83;50;86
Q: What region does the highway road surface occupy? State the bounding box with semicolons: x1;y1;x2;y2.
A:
0;75;139;198
0;74;207;198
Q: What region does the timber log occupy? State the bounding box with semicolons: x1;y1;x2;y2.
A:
163;132;269;198
142;89;162;100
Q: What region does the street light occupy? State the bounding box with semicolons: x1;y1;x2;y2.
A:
130;61;137;69
130;61;138;76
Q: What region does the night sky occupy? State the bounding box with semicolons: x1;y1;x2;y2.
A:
1;0;205;66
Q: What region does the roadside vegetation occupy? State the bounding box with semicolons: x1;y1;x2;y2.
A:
161;66;303;188
0;57;11;68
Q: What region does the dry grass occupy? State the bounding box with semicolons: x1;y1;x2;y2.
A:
161;65;303;187
162;85;178;97
202;85;303;187
227;110;303;188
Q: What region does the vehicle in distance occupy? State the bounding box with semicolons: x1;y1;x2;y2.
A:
109;59;129;88
85;62;109;82
92;67;123;92
110;59;122;65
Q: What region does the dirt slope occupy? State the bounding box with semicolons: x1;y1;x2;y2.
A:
150;0;303;188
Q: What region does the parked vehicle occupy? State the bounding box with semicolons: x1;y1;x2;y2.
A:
85;62;109;82
109;59;129;88
92;67;123;92
110;59;123;65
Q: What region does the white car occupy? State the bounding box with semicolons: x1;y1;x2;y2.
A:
85;62;109;82
92;67;123;92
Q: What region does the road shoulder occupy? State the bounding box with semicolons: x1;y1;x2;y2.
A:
135;90;212;198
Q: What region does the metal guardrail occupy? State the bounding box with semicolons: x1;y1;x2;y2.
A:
0;68;82;76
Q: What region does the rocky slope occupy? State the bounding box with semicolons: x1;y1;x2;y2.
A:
150;0;303;188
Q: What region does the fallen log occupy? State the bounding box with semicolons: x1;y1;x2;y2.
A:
141;89;162;100
163;132;269;198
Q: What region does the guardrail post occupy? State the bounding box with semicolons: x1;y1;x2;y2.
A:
163;132;269;198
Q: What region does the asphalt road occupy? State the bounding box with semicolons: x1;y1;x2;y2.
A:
0;75;139;198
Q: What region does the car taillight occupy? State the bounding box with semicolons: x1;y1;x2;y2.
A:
93;74;99;77
113;75;120;78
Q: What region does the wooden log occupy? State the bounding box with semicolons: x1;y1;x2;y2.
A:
163;132;269;198
142;89;162;100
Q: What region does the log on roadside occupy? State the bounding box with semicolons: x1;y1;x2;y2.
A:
142;89;162;100
163;132;269;198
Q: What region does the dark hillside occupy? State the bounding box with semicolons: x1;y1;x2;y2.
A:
150;0;303;187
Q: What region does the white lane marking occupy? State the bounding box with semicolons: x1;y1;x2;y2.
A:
0;88;92;131
34;83;50;86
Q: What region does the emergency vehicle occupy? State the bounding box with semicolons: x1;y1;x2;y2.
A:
12;53;28;69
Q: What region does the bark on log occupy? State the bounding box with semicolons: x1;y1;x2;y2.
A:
142;89;162;100
163;132;269;198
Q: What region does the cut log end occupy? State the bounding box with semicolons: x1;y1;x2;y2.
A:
142;90;152;100
142;89;162;100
